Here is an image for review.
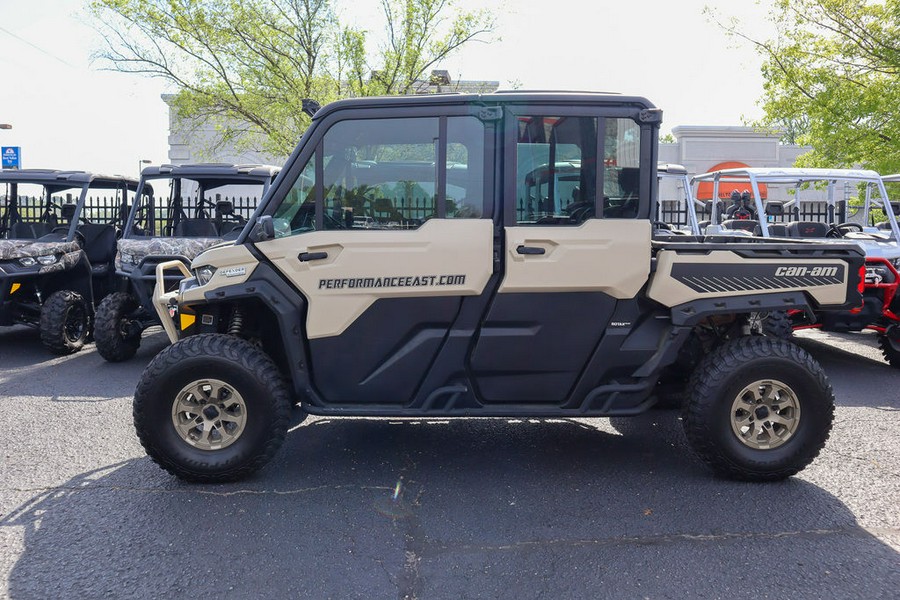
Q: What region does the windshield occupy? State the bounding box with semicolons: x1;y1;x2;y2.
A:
0;182;86;240
126;176;267;239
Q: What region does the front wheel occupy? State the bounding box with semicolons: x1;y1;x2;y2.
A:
39;290;91;355
134;334;292;482
878;328;900;368
95;292;142;362
683;336;834;481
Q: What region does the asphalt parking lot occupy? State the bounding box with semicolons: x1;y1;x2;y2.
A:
0;326;898;599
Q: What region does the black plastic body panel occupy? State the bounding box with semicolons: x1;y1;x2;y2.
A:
195;262;315;402
0;250;102;327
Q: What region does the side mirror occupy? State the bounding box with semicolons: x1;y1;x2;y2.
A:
250;215;275;242
765;202;784;216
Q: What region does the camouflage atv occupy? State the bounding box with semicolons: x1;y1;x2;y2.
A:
93;163;279;362
0;170;137;354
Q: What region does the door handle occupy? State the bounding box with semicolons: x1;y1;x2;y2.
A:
516;245;545;255
299;251;328;261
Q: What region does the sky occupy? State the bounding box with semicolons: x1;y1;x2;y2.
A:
0;0;775;177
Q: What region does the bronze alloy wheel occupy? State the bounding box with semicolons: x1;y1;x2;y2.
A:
171;379;248;451
730;379;801;450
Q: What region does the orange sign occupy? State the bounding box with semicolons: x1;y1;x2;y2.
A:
695;161;768;200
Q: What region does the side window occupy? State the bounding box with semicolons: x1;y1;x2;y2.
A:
273;151;317;238
81;186;125;226
323;117;439;230
446;116;484;218
267;115;488;236
603;118;642;219
515;116;598;225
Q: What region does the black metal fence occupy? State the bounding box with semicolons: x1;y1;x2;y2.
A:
659;200;838;228
1;195;125;226
137;194;263;237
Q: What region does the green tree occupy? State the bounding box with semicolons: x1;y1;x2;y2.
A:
717;0;900;173
89;0;496;156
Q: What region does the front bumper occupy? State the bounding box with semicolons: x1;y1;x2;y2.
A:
0;263;45;326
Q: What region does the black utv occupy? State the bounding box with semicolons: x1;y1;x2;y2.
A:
0;170;137;353
93;163;279;362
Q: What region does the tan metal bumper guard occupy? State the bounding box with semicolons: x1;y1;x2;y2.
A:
152;260;192;344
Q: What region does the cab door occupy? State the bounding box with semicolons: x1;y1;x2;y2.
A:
469;108;655;405
254;108;496;405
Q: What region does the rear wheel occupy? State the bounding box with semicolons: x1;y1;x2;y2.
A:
683;336;834;481
95;292;142;362
39;290;91;355
878;327;900;368
134;334;292;482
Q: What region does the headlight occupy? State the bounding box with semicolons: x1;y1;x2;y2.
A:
36;254;59;266
195;265;217;285
18;257;37;267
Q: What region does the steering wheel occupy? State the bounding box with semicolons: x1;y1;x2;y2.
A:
827;222;864;238
51;226;86;246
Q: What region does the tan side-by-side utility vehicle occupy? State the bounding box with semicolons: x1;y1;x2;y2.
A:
135;93;865;483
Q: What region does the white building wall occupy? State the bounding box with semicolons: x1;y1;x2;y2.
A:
164;95;286;167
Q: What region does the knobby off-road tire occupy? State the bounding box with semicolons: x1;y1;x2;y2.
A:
760;310;794;340
877;330;900;369
134;333;292;482
683;336;834;481
39;290;91;355
95;292;142;362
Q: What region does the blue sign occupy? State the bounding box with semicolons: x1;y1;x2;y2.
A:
2;146;20;169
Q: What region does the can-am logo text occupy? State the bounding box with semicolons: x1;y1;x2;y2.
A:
774;266;839;277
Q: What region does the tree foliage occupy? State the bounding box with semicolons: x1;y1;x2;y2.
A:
89;0;495;156
719;0;900;173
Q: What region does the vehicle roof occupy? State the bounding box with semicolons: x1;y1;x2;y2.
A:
141;163;281;179
693;167;882;183
658;163;688;176
312;91;657;121
0;169;138;190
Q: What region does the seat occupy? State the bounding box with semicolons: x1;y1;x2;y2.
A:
722;219;758;232
77;224;117;276
31;223;53;237
173;218;218;237
787;221;829;238
372;198;402;223
11;222;36;239
753;223;787;237
607;168;640;218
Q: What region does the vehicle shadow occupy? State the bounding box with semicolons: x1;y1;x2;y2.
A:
0;326;59;367
3;413;897;599
793;334;900;410
0;329;168;399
